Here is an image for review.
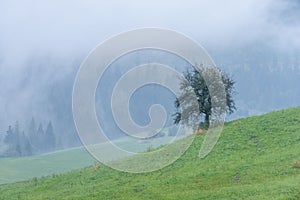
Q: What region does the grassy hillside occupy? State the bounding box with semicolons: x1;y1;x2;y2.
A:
0;136;173;184
0;107;300;199
0;147;96;184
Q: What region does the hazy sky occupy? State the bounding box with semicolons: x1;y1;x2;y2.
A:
1;0;299;64
0;0;300;133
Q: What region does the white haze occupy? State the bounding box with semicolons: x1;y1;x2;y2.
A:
0;0;299;134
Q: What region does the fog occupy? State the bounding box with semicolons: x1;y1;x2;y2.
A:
0;0;300;148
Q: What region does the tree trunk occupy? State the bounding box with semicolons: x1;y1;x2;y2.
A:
204;114;210;129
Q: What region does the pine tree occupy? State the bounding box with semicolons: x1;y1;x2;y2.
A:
45;121;56;151
28;117;38;154
20;131;32;156
14;121;22;156
4;122;22;157
4;125;15;156
36;123;45;153
4;125;14;146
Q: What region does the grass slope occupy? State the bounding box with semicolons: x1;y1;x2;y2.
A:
0;136;173;184
0;147;95;184
0;107;300;199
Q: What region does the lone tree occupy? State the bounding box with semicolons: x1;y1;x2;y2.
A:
174;65;236;129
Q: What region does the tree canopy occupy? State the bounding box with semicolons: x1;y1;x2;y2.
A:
174;65;236;130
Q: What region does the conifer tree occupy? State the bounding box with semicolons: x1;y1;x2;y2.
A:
45;121;56;151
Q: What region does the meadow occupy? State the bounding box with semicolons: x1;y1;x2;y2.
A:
0;107;299;199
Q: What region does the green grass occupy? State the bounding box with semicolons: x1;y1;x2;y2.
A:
0;146;96;184
0;107;300;199
0;136;174;184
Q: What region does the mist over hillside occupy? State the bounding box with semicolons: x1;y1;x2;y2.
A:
0;0;300;152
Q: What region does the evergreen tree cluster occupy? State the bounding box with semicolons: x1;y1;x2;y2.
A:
1;118;57;157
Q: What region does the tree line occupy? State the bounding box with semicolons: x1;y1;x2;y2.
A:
1;118;58;157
